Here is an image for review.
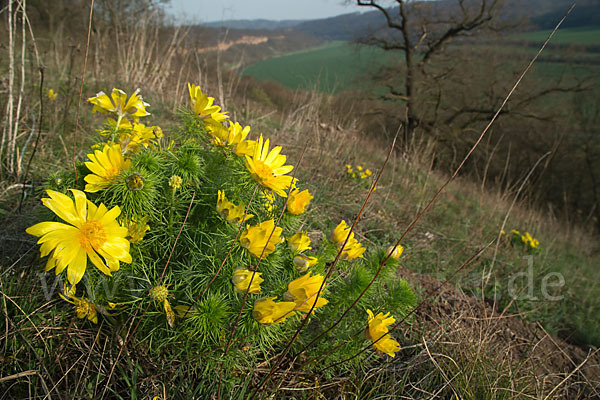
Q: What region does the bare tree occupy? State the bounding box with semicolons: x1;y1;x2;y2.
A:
356;0;502;138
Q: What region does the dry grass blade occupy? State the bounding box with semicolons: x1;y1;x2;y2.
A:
543;348;600;400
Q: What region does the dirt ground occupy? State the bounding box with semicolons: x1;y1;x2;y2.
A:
400;267;600;398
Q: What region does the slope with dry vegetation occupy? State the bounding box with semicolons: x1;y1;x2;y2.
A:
1;1;599;399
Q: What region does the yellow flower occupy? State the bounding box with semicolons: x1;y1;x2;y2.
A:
284;272;328;313
187;83;229;123
60;293;98;324
224;122;251;146
331;220;365;260
48;89;57;101
387;245;404;260
340;237;366;260
287;232;311;252
26;189;132;285
234;139;256;157
286;188;313;215
232;268;263;294
240;219;282;259
204;118;229;140
217;190;253;224
119;122;162;153
293;254;318;273
511;229;520;236
366;309;400;357
245;134;294;197
126;216;150;243
169;175;182;191
84;143;131;193
88;88;150;119
331;220;353;244
253;297;296;325
365;169;372;176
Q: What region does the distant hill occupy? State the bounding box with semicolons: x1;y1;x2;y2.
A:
202;19;306;30
201;1;599;42
294;10;385;41
532;3;600;29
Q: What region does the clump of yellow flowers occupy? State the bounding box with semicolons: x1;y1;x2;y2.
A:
503;228;541;251
26;83;416;381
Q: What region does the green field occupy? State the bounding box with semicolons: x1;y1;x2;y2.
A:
513;27;600;45
243;28;600;93
243;41;392;92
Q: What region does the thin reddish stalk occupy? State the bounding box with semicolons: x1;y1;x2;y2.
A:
254;4;574;394
72;0;94;180
315;239;493;372
250;130;400;398
217;141;309;400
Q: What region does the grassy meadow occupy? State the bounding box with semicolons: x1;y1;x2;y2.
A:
243;27;600;93
1;3;600;399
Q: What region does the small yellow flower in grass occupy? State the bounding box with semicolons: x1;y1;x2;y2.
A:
84;143;131;193
88;88;150;119
187;83;229;123
245;134;294;197
284;271;328;313
365;169;372;177
521;232;540;249
366;309;401;357
169;175;182;191
149;285;175;328
510;229;520;236
357;165;363;171
253;297;297;325
60;293;98;324
48;89;58;101
240;219;282;259
387;244;404;260
287;232;311;252
126;216;150;244
26;189;132;285
232;268;263;294
293;254;318;273
217;190;253;224
286;188;313;215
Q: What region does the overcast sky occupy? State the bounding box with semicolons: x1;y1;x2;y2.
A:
166;0;360;23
